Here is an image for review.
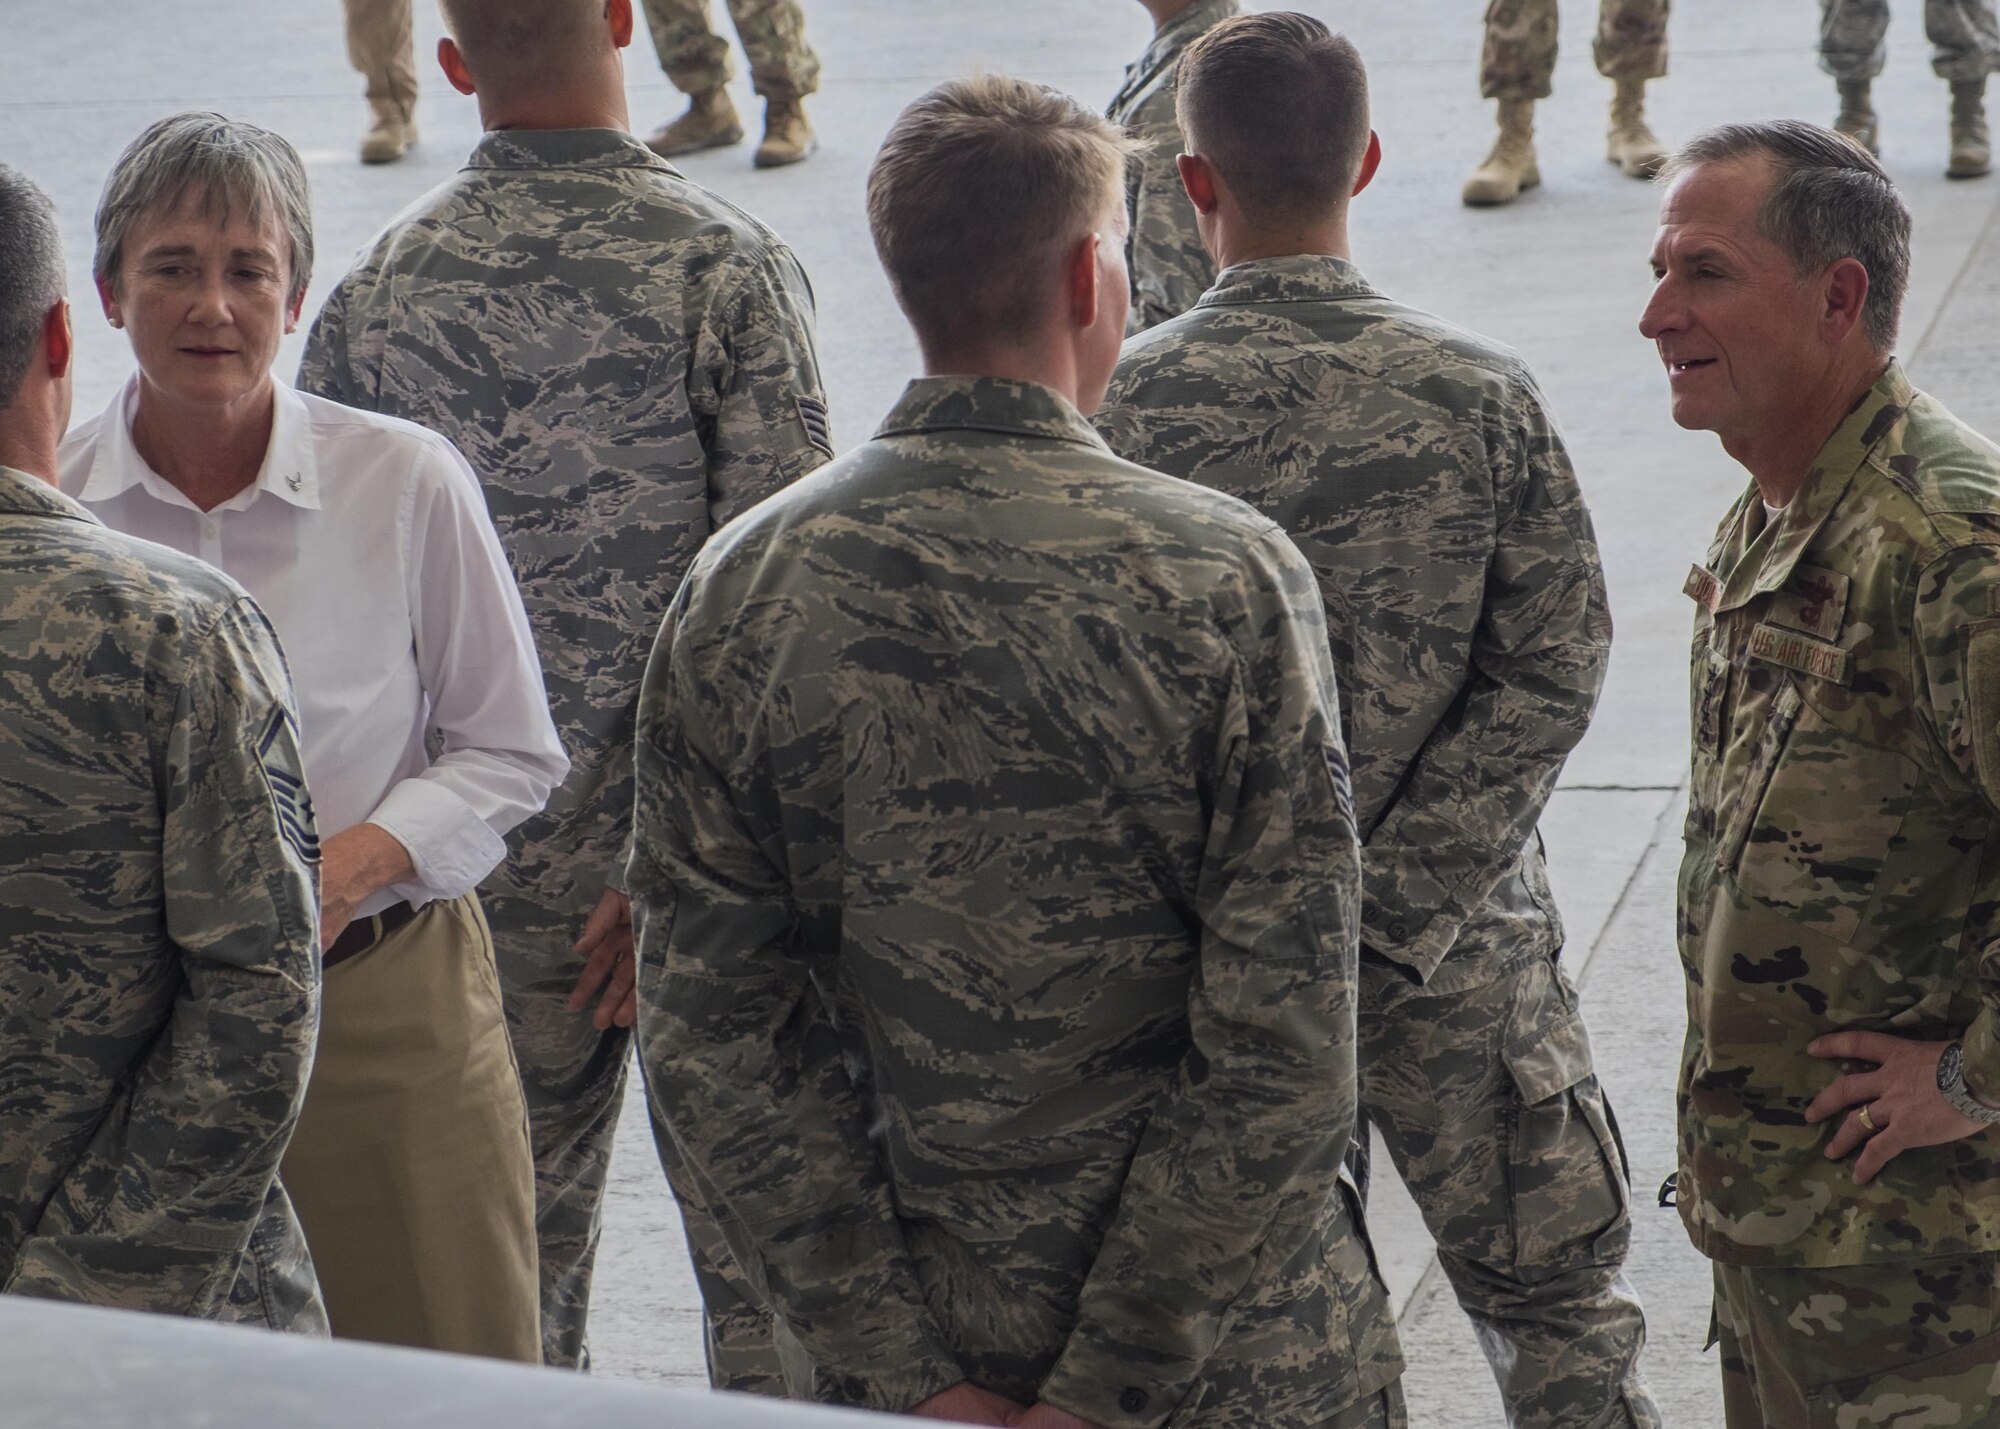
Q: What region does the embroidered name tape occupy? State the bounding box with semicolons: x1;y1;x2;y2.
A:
1684;564;1721;612
1748;622;1852;685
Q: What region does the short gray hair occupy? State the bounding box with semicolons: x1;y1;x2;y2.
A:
94;112;315;308
1660;120;1910;351
0;166;65;408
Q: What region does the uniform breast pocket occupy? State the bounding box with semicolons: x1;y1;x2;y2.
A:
1730;694;1919;946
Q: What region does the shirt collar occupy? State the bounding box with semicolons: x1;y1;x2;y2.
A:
874;376;1111;451
0;465;101;525
1713;362;1912;614
1194;254;1382;310
1113;0;1242;109
77;375;321;514
466;127;677;175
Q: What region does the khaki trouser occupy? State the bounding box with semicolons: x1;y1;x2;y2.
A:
1481;0;1672;99
342;0;417;126
640;0;821;101
1713;1254;2000;1425
282;893;541;1363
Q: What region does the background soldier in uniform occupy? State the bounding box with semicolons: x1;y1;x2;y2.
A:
1466;0;1671;205
339;0;419;163
300;0;831;1374
1108;0;1240;335
639;0;819;166
0;164;323;1333
1098;17;1656;1428
1819;0;1996;176
634;73;1404;1428
1645;121;2000;1426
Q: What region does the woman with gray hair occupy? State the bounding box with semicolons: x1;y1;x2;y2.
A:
59;112;568;1364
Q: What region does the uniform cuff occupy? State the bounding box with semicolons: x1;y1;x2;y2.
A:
1039;1340;1186;1429
1961;1009;2000;1107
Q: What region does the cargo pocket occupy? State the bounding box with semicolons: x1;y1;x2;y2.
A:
1809;1324;2000;1429
1504;1014;1629;1277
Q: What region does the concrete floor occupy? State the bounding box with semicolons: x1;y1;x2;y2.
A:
6;1;1998;1424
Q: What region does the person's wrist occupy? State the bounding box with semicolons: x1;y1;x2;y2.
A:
1936;1041;2000;1124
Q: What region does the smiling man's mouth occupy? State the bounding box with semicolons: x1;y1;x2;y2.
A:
1669;358;1717;374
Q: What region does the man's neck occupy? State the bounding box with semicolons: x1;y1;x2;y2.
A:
0;405;60;488
1207;216;1352;273
1143;0;1202;31
480;80;630;135
922;341;1083;412
130;376;277;513
1725;353;1891;508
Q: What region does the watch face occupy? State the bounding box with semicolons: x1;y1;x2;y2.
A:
1941;1042;1965;1089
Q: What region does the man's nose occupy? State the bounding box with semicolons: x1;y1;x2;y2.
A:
1638;280;1682;342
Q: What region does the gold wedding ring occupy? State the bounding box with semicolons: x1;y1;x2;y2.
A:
1858;1104;1879;1132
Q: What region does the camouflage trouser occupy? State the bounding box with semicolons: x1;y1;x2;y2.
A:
1819;0;2000;82
484;891;635;1370
1712;1254;2000;1425
1482;0;1672;99
640;0;821;102
341;0;416;124
1360;949;1661;1428
643;1096;802;1394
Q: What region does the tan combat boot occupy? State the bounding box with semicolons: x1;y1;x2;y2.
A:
360;105;416;165
1606;78;1667;178
1949;78;1992;179
1835;78;1881;156
1463;98;1539;207
755;99;817;168
646;88;745;158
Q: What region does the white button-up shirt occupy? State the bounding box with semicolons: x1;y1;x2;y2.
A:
61;377;569;919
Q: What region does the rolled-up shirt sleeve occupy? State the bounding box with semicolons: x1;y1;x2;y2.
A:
372;439;568;904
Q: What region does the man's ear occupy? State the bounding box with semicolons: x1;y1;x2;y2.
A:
1353;130;1383;197
285;285;306;336
439;37;478;96
96;274;123;330
1067;230;1102;332
43;300;72;383
607;0;635;48
1823;256;1871;347
1177;152;1222;216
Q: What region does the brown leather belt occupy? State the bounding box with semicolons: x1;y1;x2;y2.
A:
325;900;417;972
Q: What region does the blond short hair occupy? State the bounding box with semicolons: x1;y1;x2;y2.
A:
867;74;1137;351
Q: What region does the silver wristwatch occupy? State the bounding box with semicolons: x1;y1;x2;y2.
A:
1936;1041;2000;1125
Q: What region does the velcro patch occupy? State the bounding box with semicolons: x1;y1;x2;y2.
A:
1770;564;1849;641
795;394;833;458
1684;564;1721;612
1748;622;1852;685
258;706;320;866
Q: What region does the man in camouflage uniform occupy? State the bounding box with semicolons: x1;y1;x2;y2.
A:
1107;0;1240;335
1098;18;1656;1428
640;0;819;167
1465;0;1672;205
1819;0;1997;176
299;0;831;1376
0;164;324;1333
1645;120;2000;1425
634;73;1404;1428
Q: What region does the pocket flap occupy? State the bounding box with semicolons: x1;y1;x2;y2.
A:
1503;1011;1593;1104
